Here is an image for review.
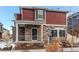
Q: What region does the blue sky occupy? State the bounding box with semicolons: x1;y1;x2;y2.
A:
0;6;79;34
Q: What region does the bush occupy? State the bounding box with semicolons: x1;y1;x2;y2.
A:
46;38;63;52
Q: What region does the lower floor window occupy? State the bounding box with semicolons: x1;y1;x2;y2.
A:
59;30;66;37
18;27;25;41
51;30;57;37
51;30;66;37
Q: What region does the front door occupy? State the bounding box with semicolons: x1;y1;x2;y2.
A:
32;29;37;40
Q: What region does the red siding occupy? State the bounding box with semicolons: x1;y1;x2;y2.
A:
22;9;35;21
16;14;21;20
46;11;66;25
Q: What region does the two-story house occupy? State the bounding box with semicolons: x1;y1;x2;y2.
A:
68;12;79;33
68;12;79;44
13;7;68;47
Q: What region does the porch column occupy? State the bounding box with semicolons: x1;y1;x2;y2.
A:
41;25;43;42
16;23;18;42
57;29;59;38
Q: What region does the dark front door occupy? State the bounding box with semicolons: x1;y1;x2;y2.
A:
32;29;37;40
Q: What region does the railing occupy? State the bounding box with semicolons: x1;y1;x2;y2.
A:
18;34;41;41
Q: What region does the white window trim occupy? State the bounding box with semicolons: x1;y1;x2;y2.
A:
37;10;44;20
31;27;38;41
50;27;66;38
59;30;66;37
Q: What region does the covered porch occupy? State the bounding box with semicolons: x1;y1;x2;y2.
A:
16;24;43;43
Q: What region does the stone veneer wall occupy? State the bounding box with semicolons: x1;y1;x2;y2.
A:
43;25;49;46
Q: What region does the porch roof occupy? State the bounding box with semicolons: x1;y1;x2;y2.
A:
15;20;43;25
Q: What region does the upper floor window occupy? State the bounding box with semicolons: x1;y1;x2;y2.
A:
36;10;44;20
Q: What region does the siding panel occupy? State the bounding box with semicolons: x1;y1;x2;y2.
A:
22;9;35;21
46;11;66;25
16;14;21;20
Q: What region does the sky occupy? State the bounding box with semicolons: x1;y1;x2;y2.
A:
0;6;79;34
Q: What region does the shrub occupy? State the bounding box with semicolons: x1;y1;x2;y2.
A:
46;37;63;52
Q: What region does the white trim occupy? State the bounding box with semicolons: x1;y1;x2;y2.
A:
31;27;37;41
35;9;36;21
21;7;23;20
15;20;67;26
66;13;69;36
50;27;66;37
16;23;18;42
16;20;43;25
18;41;43;43
41;25;43;42
66;13;69;26
45;10;46;24
43;24;67;27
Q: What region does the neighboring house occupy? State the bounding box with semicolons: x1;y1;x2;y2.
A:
68;12;79;44
13;7;68;45
68;12;79;35
12;26;16;41
2;28;10;40
0;22;3;39
0;22;10;40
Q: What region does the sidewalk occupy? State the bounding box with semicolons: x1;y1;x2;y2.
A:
0;49;46;52
63;47;79;52
0;48;79;52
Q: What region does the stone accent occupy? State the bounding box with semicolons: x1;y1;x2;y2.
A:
43;25;49;46
25;26;32;41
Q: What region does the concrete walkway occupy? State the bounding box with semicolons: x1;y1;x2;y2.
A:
0;48;79;52
0;49;46;52
63;47;79;52
29;49;46;52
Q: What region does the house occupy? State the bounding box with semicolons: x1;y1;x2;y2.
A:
13;7;68;47
0;22;10;40
0;22;3;39
2;28;10;41
68;12;79;44
68;12;79;33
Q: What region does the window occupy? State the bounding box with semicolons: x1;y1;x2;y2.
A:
18;27;25;41
19;27;25;35
32;29;37;40
59;30;65;37
51;30;57;37
76;16;79;19
68;19;72;26
0;26;2;32
37;10;44;20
